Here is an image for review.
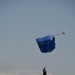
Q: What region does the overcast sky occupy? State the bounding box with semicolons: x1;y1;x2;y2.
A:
0;0;75;75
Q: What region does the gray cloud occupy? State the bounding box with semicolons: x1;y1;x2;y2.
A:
0;60;52;75
0;68;52;75
0;60;14;72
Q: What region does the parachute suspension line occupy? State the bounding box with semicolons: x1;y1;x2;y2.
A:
43;54;48;68
44;46;50;68
54;31;65;36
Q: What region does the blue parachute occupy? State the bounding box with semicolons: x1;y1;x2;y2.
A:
36;35;56;53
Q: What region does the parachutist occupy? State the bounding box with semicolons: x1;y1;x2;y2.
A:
43;67;47;75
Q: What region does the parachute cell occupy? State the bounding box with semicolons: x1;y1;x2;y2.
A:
36;35;56;53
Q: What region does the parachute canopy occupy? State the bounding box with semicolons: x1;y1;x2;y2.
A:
36;35;56;53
